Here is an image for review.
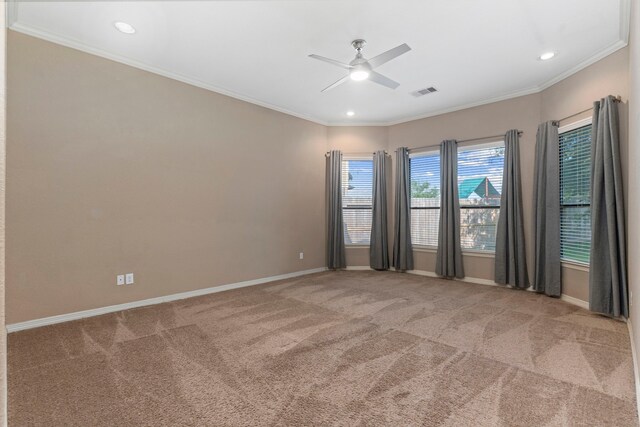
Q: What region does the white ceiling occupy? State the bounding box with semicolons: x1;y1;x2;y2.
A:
9;0;630;125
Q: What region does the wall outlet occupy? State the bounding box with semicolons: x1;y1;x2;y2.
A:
299;252;304;260
117;275;125;286
125;273;134;285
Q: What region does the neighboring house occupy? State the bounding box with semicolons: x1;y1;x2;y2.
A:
458;177;500;200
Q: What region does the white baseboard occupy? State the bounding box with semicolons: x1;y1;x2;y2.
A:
407;269;498;287
6;267;327;333
409;269;589;309
347;266;590;309
7;266;590;333
347;266;496;287
560;294;590;310
627;320;640;420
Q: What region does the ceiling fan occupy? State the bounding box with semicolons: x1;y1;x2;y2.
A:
309;39;411;92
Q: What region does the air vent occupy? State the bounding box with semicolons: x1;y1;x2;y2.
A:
411;87;438;97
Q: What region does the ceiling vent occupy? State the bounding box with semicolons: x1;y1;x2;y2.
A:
411;86;438;97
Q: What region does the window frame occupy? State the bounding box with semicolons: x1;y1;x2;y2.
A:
341;155;374;247
457;140;505;254
558;117;592;267
409;148;441;249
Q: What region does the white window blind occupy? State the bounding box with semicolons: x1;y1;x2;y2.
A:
559;124;592;264
342;158;373;245
457;142;504;251
410;151;440;247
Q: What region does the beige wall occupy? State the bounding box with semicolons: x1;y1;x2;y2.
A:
327;126;387;266
0;3;6;424
388;93;541;283
303;48;630;303
7;32;327;323
627;0;640;395
540;47;629;302
541;47;629;212
6;29;631;324
327;126;387;153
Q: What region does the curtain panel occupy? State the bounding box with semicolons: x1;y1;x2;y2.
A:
532;122;562;297
495;130;529;288
370;151;390;270
326;150;346;269
435;140;464;278
392;147;414;271
589;96;628;317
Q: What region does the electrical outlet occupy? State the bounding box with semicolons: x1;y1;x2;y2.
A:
299;252;304;260
117;275;125;286
125;273;134;285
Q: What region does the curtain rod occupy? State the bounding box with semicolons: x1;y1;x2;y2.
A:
554;95;622;125
324;150;388;157
406;130;523;153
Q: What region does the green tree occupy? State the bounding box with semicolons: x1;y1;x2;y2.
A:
411;181;439;198
559;128;592;262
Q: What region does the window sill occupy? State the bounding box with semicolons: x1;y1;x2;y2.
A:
412;246;496;259
345;245;370;249
561;260;589;272
462;250;495;258
413;246;437;253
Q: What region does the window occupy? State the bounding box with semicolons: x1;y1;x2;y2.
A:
457;142;504;251
559;122;592;264
410;151;440;247
342;158;373;245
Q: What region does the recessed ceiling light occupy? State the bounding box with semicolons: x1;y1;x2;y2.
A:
114;22;136;34
346;111;355;117
538;51;556;61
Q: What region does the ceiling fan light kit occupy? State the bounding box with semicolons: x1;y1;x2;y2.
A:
350;68;370;81
309;39;411;92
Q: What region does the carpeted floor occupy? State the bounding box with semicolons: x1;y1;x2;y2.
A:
8;271;639;426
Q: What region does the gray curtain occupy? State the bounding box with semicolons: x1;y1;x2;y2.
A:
436;140;464;278
326;150;346;269
495;130;529;288
392;147;414;271
370;151;389;270
532;122;561;296
590;96;628;317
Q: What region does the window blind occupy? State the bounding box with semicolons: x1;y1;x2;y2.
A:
410;151;440;247
457;142;504;251
342;159;373;245
559;124;592;264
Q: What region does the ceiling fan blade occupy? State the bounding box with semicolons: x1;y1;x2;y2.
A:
368;71;400;90
308;54;352;70
321;75;350;92
366;43;411;69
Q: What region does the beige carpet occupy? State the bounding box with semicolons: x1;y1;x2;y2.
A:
8;271;639;426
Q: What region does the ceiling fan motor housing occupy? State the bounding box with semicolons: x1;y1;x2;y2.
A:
351;39;366;52
350;40;371;67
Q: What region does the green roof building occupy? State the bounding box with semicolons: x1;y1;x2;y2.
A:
458;177;500;199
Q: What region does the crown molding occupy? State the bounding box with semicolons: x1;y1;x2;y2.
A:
331;34;628;127
9;22;329;127
375;85;542;127
536;39;629;92
8;0;631;128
